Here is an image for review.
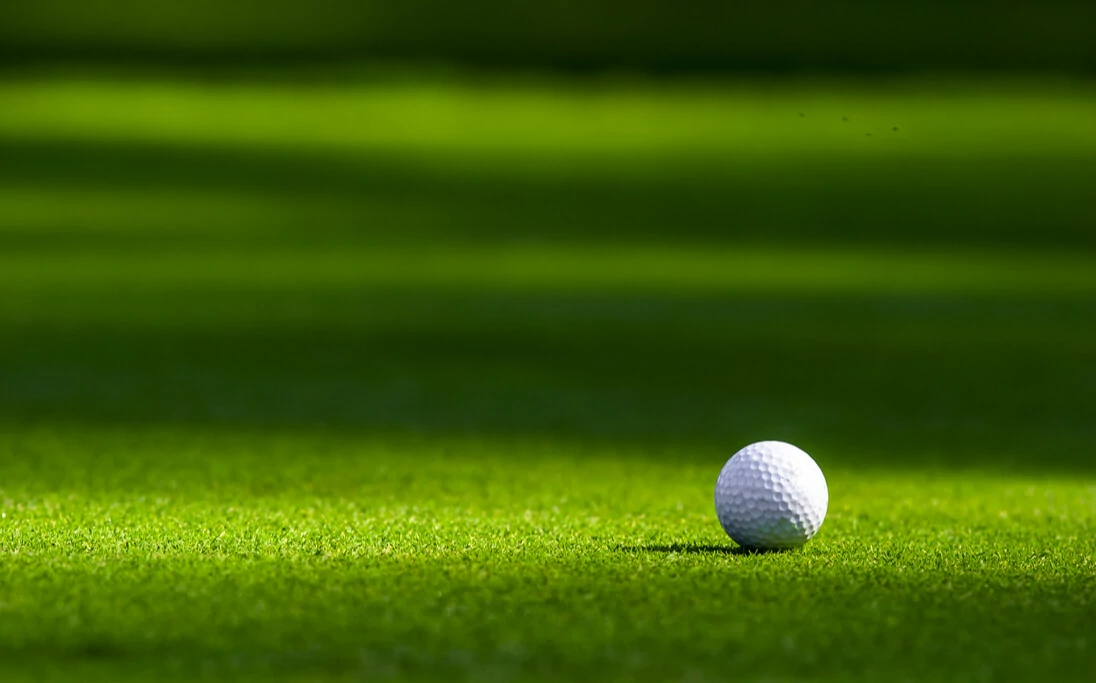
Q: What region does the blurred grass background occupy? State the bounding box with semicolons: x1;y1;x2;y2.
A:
2;1;1095;72
2;75;1094;473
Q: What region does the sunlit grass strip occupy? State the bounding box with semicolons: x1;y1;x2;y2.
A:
1;77;1095;159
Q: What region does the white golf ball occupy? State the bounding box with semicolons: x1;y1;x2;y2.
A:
714;441;828;550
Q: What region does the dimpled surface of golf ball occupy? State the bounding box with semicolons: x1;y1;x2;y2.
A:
714;441;828;550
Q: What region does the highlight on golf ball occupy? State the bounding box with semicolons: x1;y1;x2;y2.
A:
714;441;829;550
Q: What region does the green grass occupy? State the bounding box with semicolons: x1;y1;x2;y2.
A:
1;73;1095;681
4;77;1096;157
6;245;1096;296
2;430;1095;682
2;76;1096;249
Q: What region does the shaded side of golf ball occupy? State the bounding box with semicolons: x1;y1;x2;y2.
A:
714;441;828;549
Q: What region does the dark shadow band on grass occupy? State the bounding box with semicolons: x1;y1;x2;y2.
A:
617;543;789;556
4;137;1096;250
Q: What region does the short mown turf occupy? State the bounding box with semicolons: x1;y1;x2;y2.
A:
2;429;1095;682
1;73;1095;682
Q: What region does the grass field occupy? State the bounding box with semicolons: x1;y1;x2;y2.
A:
1;73;1095;682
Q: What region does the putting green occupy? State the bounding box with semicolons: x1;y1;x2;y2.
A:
1;74;1094;681
2;428;1094;682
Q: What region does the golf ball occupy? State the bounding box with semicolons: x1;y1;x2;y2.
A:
714;441;828;550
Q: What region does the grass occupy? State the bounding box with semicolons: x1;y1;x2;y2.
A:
1;72;1095;681
2;430;1094;682
6;245;1096;296
4;77;1096;157
2;76;1096;249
